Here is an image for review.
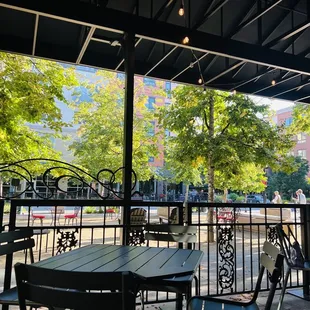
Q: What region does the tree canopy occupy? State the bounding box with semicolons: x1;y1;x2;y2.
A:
0;52;77;171
69;71;161;182
158;86;294;201
267;156;309;200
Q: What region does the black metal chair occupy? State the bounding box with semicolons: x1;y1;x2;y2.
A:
0;228;39;309
275;223;310;310
15;263;140;310
187;241;284;310
141;224;198;309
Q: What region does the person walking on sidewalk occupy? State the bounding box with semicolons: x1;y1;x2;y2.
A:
293;189;307;204
272;191;282;204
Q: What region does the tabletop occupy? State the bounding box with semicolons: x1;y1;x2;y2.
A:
35;244;203;280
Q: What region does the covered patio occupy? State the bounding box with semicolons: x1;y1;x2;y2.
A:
1;0;310;309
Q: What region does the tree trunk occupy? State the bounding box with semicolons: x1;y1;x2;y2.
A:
183;184;189;224
207;95;215;242
223;188;228;202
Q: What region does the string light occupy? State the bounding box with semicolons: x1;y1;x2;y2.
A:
178;2;184;16
232;90;236;95
271;79;276;86
203;86;207;94
198;78;203;84
182;36;189;44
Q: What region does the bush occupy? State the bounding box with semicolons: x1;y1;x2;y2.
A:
214;195;223;203
84;206;97;214
235;196;245;203
3;202;10;213
228;193;239;201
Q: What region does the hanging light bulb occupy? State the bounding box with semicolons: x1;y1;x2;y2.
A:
198;78;203;84
271;79;276;86
189;62;194;68
178;3;184;16
203;86;207;94
233;90;237;95
182;36;189;44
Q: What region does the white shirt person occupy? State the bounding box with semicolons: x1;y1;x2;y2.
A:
292;189;307;204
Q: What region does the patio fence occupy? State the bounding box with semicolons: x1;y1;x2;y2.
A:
1;199;309;306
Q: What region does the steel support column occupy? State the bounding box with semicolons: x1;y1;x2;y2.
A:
122;32;135;245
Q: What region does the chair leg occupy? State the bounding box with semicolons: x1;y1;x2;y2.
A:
277;268;290;310
193;275;199;296
140;290;145;310
266;281;277;310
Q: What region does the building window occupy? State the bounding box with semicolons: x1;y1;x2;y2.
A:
297;149;306;159
146;97;155;110
117;72;125;80
143;77;156;87
148;157;154;162
297;132;306;143
165;81;171;98
284;117;293;126
148;121;155;136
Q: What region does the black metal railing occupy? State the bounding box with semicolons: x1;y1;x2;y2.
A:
1;199;309;306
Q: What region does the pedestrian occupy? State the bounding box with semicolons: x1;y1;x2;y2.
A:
272;191;282;204
293;189;307;204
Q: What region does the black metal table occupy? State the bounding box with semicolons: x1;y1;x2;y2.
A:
34;244;203;309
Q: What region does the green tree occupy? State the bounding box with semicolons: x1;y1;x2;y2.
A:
69;71;160;183
158;87;294;240
0;53;77;183
267;156;309;200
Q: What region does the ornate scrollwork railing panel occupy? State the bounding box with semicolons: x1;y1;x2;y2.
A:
218;225;235;294
267;225;280;248
0;158;137;200
56;228;79;255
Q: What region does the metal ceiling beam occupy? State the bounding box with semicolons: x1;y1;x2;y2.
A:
264;20;310;48
170;0;226;74
115;38;142;70
252;72;301;95
192;0;229;30
171;53;208;80
145;45;177;76
3;0;310;76
32;14;39;56
201;0;257;77
233;0;282;34
76;26;96;64
272;78;310;98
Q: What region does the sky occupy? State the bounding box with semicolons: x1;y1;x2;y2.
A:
250;95;294;111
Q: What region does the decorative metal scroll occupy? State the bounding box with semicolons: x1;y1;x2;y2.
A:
56;228;79;255
267;225;280;248
218;225;235;293
128;228;145;246
0;158;137;199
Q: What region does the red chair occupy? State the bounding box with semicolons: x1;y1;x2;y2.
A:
31;210;45;226
64;207;80;225
106;208;116;219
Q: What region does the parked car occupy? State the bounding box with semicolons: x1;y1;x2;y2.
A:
246;195;270;204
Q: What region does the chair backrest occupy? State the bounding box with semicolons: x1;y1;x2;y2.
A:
0;228;34;260
275;223;304;268
145;224;197;243
51;206;65;214
15;263;139;310
251;241;284;304
74;206;80;216
130;208;146;225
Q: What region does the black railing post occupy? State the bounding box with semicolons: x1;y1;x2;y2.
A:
301;205;310;297
122;31;135;245
3;200;17;310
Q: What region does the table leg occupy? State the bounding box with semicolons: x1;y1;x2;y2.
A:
175;293;183;310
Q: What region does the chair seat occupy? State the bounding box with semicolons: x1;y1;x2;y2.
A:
33;215;45;219
140;274;193;294
0;286;40;307
33;229;50;235
65;214;77;218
